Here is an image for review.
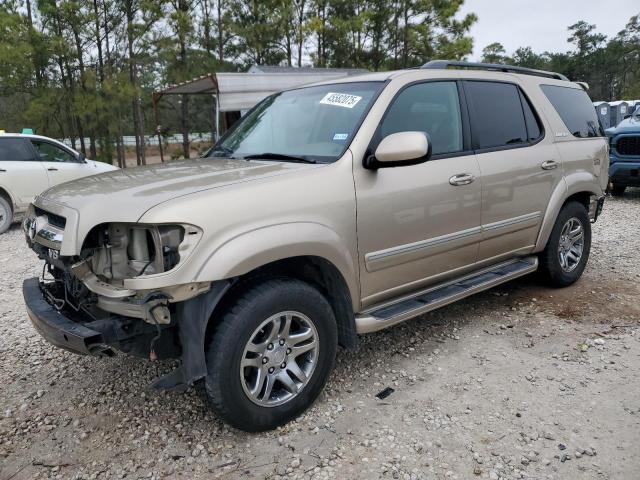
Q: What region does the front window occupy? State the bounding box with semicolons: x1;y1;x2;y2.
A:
208;82;384;163
32;141;78;163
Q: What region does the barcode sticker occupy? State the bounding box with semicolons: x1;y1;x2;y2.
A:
320;92;362;109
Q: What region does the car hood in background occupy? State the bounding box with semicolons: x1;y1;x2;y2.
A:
606;115;640;136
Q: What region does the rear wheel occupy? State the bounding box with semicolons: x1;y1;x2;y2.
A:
204;278;337;432
539;201;591;287
0;197;12;234
610;184;626;197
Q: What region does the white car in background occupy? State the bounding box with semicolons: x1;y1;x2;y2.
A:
0;133;118;233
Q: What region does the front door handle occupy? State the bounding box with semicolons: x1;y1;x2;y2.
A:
541;160;559;170
47;167;58;171
449;173;475;186
0;168;6;172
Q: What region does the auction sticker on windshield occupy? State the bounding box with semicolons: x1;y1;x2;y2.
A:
320;92;362;109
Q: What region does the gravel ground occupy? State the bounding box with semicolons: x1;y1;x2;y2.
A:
1;191;640;480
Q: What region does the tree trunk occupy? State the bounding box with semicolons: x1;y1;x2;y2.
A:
125;1;144;165
296;0;305;67
217;0;224;63
181;95;190;158
402;3;409;68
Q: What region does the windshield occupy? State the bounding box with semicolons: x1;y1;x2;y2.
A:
208;82;384;163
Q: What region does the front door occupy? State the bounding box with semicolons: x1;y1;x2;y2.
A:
30;139;88;186
463;80;563;262
354;81;482;306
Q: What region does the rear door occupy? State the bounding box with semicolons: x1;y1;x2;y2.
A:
464;80;563;262
30;139;89;185
0;137;49;209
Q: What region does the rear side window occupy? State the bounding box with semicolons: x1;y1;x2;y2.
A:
0;138;34;161
464;81;528;149
540;85;603;138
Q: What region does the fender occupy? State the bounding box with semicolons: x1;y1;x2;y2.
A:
0;183;17;210
534;171;602;251
195;222;360;310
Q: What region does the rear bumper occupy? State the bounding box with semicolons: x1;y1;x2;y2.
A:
609;159;640;186
23;277;105;355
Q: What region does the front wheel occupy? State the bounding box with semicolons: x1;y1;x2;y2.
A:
539;201;591;287
204;278;337;432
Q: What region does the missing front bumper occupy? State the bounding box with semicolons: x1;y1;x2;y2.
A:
23;277;108;355
22;277;180;359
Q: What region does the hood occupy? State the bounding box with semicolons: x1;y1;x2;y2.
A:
38;158;317;221
606;114;640;136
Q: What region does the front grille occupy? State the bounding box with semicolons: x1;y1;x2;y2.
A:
616;136;640;156
35;206;66;229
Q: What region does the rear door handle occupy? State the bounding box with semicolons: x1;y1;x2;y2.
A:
47;167;58;171
541;160;559;170
449;173;475;186
0;168;6;172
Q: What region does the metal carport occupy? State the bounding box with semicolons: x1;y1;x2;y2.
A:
152;68;366;161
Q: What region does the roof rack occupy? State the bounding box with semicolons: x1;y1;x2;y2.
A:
421;60;569;81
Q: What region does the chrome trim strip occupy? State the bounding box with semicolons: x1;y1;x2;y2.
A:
365;226;482;263
364;212;541;268
481;211;541;232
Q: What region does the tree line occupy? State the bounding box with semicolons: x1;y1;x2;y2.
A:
0;1;638;166
480;16;640;104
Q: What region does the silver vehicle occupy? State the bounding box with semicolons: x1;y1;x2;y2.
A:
0;133;117;233
22;61;608;431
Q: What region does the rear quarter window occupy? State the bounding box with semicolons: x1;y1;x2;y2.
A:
0;138;34;161
540;85;603;138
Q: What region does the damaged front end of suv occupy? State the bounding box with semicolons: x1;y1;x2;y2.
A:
23;203;229;389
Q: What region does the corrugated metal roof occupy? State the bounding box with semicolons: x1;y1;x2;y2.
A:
248;65;368;75
153;68;372;112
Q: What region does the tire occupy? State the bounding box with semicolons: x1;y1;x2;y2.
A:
539;201;591;287
204;278;338;432
0;197;13;234
610;184;626;197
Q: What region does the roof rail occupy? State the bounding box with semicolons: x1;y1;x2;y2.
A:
421;60;569;81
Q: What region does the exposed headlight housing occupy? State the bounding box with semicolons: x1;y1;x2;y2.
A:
82;223;202;281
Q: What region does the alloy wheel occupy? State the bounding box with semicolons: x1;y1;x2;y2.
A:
240;311;319;407
557;217;584;273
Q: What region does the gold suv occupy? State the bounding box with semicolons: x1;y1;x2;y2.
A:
22;61;608;431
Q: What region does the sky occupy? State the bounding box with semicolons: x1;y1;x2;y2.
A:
457;0;639;60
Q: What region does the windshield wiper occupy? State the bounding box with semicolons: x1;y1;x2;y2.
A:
242;153;316;164
208;145;235;157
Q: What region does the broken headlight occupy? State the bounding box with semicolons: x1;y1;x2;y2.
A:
83;223;202;280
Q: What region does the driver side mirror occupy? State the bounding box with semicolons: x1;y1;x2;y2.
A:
77;152;86;163
364;131;431;169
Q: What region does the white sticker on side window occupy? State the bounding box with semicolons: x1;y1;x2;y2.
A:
320;92;362;109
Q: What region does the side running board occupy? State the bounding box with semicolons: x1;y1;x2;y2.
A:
355;257;538;334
